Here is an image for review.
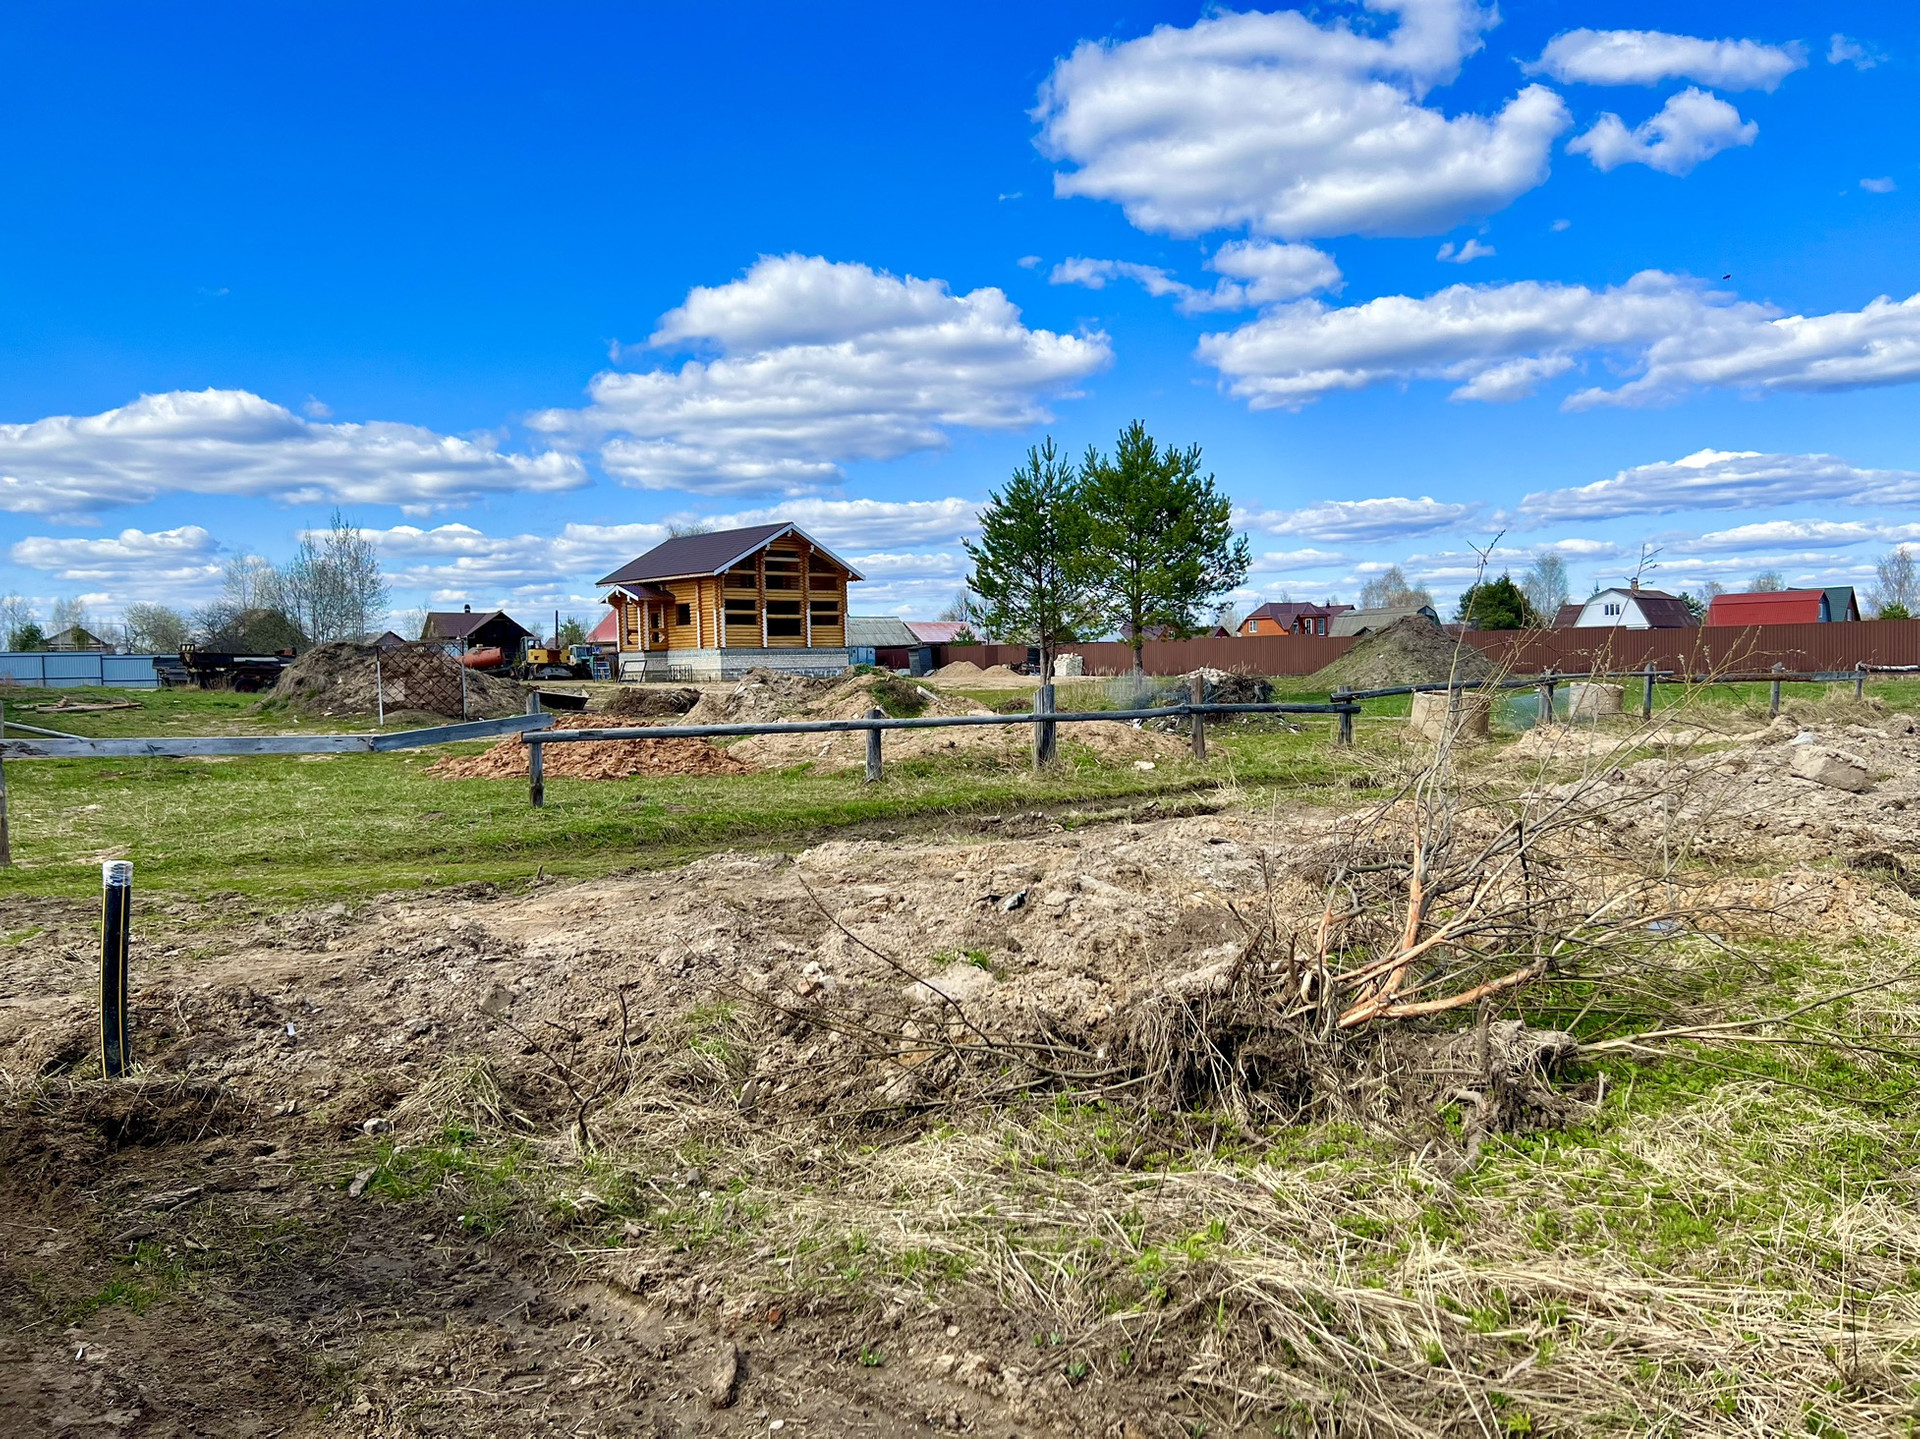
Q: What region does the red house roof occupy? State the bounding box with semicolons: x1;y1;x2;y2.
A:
1707;590;1827;626
588;609;619;644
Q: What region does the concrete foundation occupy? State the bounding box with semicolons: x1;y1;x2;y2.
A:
616;648;852;682
1567;682;1624;719
1409;689;1492;742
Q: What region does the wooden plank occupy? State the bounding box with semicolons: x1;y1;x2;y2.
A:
369;713;554;751
1;735;377;758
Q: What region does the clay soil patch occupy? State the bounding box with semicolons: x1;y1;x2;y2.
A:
427;713;750;780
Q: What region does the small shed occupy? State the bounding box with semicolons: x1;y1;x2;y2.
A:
423;606;534;654
44;625;111;652
1707;587;1860;626
846;615;933;675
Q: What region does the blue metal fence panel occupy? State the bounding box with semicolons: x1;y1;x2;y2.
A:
0;653;165;688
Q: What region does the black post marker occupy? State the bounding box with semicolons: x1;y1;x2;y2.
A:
100;861;132;1078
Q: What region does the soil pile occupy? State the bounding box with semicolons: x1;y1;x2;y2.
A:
929;659;984;679
427;713;749;780
683;668;836;725
1308;615;1491;692
1190;666;1274;704
599;685;701;718
724;670;1180;770
264;641;526;720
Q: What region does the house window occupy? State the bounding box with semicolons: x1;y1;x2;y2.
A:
1603;602;1621;617
809;599;841;626
766;599;803;638
764;553;801;590
675;602;691;627
725;564;757;591
725;598;759;628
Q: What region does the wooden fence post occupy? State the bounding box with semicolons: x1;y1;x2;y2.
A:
1032;684;1057;769
1642;661;1656;720
1537;667;1557;727
524;691;546;809
1856;662;1868;702
1334;691;1354;747
865;707;884;783
1189;672;1207;762
1770;663;1784;718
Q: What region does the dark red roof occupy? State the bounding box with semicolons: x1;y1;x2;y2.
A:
1552;602;1583;629
597;523;864;587
424;609;531;642
588;609;619;644
1707;590;1825;626
1628;594;1698;629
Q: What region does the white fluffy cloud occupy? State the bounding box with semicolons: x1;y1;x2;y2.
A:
0;389;586;519
1528;29;1804;90
1050;241;1341;313
1569;88;1758;176
1520;449;1920;523
533;256;1109;496
1240;496;1477;543
1828;35;1877;70
1035;0;1570;239
8;526;226;601
1688;519;1883;551
1436;239;1495;263
1197;272;1920;410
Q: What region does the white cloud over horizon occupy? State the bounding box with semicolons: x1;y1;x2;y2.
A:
1035;0;1571;240
1528;29;1805;90
1520;448;1920;522
1197;273;1920;410
1240;495;1478;543
0;389;587;520
532;255;1110;496
8;526;227;602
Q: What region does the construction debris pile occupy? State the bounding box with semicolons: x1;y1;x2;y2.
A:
427;713;749;781
1308;614;1491;691
263;642;526;720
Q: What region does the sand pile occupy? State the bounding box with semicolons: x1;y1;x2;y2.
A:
599;685;701;718
428;713;749;781
1308;615;1491;692
929;659;984;679
264;642;526;720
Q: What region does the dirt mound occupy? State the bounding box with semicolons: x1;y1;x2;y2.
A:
683;668;837;725
427;713;749;780
929;659;984;679
1309;615;1491;692
264;641;527;719
728;672;1181;771
1190;666;1273;704
599;685;701;718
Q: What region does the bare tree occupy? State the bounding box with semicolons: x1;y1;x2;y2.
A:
1749;569;1787;593
281;510;391;643
0;595;39;651
1358;565;1433;610
48;597;90;639
123;603;191;654
1867;545;1917;617
1520;554;1569;617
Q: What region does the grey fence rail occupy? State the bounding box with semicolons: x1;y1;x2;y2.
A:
518;688;1361;806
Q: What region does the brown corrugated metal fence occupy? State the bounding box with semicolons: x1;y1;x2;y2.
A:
931;619;1920;681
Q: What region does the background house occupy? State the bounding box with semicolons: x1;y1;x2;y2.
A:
1239;601;1353;637
598;522;861;680
1555;585;1696;630
43;624;111;652
423;606;534;655
1707;587;1859;625
1329;604;1439;637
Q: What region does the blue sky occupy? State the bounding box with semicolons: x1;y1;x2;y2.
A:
1;0;1916;632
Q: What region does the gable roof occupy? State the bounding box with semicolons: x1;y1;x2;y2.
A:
1588;587;1696;629
846;615;923;648
1330;605;1438;637
905;620;969;644
597;523;865;588
424;608;532;642
1824;585;1860;621
1552;602;1583;629
1243;601;1353;629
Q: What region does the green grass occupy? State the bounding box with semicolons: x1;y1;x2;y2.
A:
0;716;1367;904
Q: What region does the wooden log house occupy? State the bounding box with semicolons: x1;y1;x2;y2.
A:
596;523;863;680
